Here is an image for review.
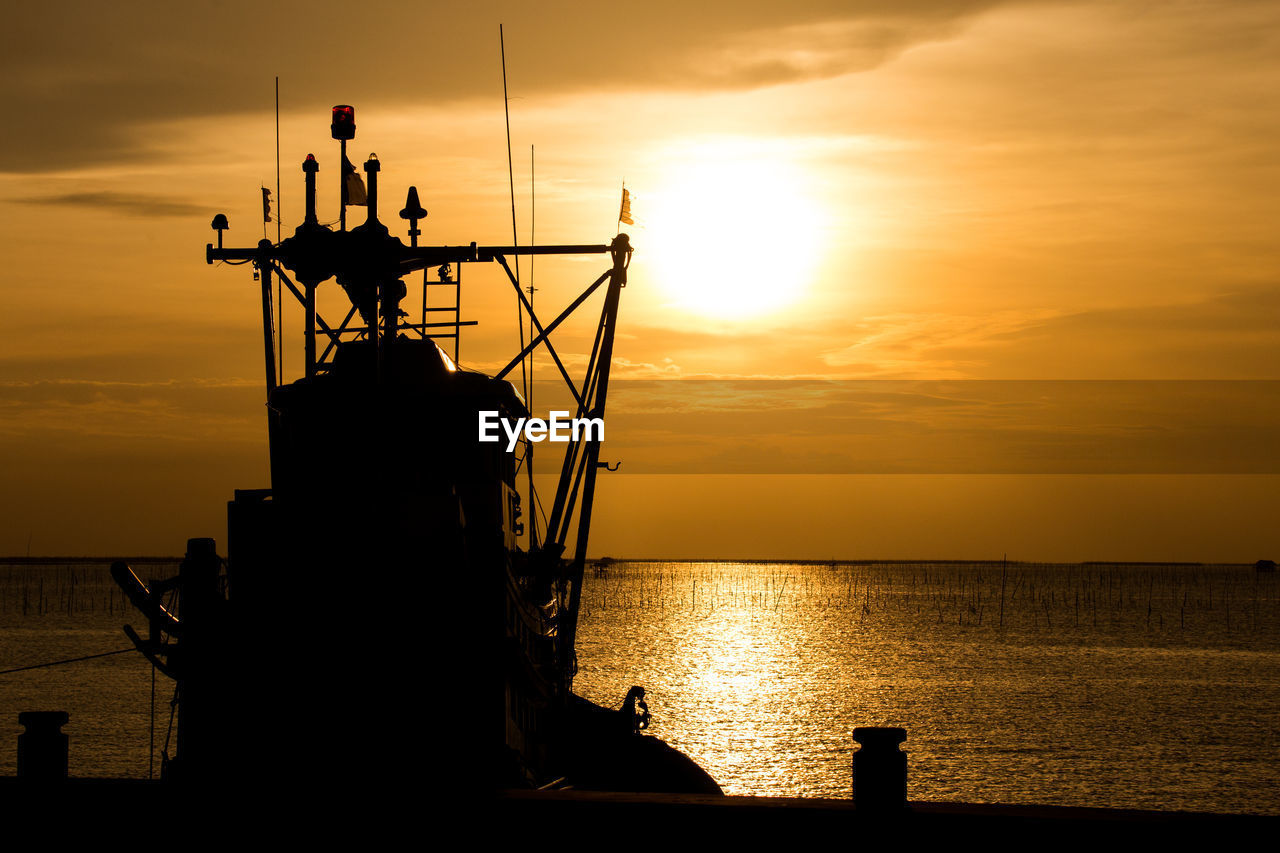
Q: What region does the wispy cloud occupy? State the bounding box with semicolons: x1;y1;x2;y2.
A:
588;379;1280;474
4;1;1010;172
0;378;263;442
820;309;1060;376
686;12;986;89
12;191;205;217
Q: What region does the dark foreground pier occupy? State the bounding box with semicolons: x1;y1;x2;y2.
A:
5;718;1276;840
498;789;1277;836
1;779;1274;843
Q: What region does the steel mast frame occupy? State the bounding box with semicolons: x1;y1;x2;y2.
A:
207;149;633;688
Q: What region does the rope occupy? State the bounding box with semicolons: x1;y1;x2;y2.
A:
0;647;133;676
162;684;179;766
149;660;156;780
534;483;549;533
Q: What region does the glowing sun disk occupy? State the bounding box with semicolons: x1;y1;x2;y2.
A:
646;154;824;320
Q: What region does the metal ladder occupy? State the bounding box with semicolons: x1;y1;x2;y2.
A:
420;263;463;362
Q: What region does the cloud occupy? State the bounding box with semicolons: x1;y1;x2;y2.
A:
610;357;684;379
0;378;263;442
589;379;1280;473
684;14;978;89
1038;288;1280;336
12;191;206;217
982;288;1280;379
6;0;1009;172
820;309;1061;376
809;287;1280;379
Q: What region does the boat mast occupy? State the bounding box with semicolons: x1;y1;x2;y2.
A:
557;236;630;677
206;113;632;692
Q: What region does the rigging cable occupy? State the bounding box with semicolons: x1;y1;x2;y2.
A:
161;683;179;770
534;477;550;532
0;648;133;676
501;25;540;550
500;25;528;406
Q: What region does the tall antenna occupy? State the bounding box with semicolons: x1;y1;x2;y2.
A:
527;143;538;547
500;25;528;406
275;76;283;378
500;24;537;548
275;77;282;245
529;143;536;410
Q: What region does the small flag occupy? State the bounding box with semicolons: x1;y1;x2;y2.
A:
618;187;633;225
342;155;367;206
261;187;272;223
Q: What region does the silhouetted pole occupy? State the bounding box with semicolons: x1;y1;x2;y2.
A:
17;711;69;781
303;154;319;226
853;726;908;811
258;239;278;394
274;77;282;249
175;538;223;781
363;155;393;377
301;155;321;378
527;143;538;550
561;234;631;676
304;286;318;378
331;105;356;231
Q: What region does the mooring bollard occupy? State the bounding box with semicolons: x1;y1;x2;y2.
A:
852;726;907;810
18;711;70;781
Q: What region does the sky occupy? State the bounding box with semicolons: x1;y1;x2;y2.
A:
1;0;1277;559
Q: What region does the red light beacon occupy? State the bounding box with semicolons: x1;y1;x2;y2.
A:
331;105;355;140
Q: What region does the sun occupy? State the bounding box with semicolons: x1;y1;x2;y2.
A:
643;144;825;320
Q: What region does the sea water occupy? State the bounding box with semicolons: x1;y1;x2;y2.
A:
574;561;1280;814
2;560;1278;814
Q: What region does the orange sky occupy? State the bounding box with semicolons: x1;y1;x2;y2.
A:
1;1;1277;559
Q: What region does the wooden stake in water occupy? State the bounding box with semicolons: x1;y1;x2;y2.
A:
999;556;1007;628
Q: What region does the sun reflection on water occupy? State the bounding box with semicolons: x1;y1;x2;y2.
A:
574;560;1280;812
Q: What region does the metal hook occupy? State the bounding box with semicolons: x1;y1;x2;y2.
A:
597;461;621;472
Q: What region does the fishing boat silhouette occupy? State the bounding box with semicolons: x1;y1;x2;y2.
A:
108;105;719;795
